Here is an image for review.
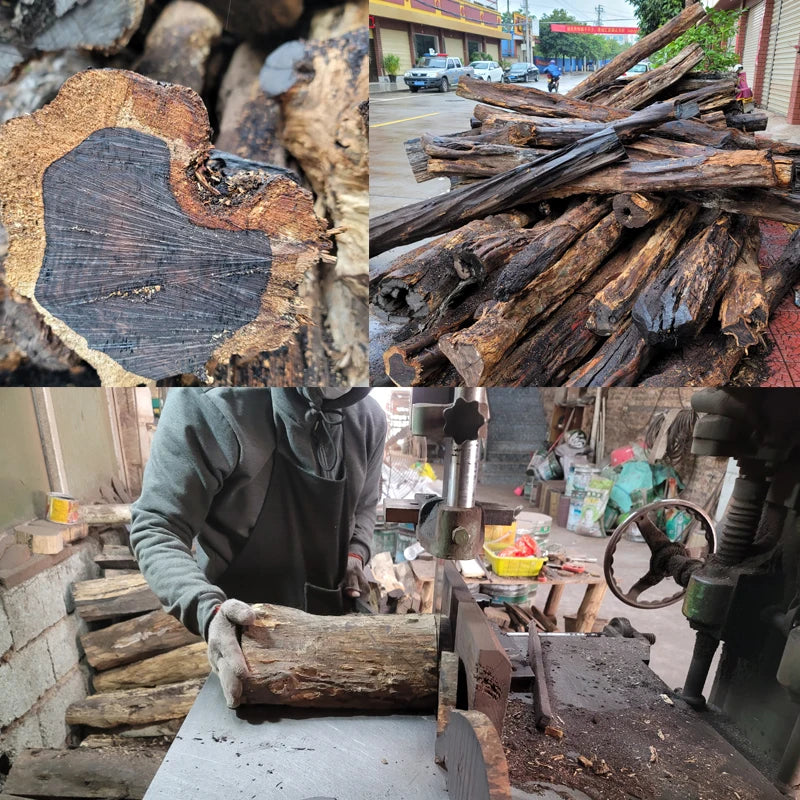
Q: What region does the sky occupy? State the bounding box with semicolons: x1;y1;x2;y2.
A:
503;0;639;25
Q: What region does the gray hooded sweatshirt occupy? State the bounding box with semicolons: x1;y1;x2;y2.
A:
130;388;386;638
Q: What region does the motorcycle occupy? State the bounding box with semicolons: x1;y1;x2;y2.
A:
547;75;560;93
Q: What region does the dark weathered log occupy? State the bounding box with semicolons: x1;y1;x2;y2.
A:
137;1;222;93
385;344;449;386
755;138;800;157
0;70;326;386
456;76;628;122
370;128;625;256
627;135;718;160
725;112;769;132
612;193;668;228
654;117;758;149
604;44;705;110
199;0;303;37
565;322;653;387
92;643;209;692
73;574;160;621
680;189;800;225
80;610;202;671
66;679;204;728
567;3;707;100
719;220;767;348
494;198;611;300
632;213;748;345
240;604;439;709
439;212;624;384
2;745;167;800
588;203;699;335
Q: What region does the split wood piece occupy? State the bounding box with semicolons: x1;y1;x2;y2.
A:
530;604;558;633
93;642;209;692
370;127;626;256
82;504;132;526
261;15;369;383
2;744;167;799
240;604;439;709
95;545;137;571
567;3;707;100
527;626;553;731
438;710;512;800
588;203;699;335
726;112;769;132
0;69;326;386
435;650;461;763
441;561;478;641
216;43;286;166
369;550;406;594
456;75;628;122
199;0;303;37
14;519;75;554
603;44;705;110
80;719;183;745
440;212;624;385
0;0;144;84
81;610;201;671
494;197;611;300
137;1;222;93
632;213;748;346
411;558;435;613
719;220;768;348
654;117;758;149
565;322;653;387
371;213;529;317
73;573;160;621
612;193;668;228
489;238;637;386
454;601;513;736
680;188;800;226
66;679;203;729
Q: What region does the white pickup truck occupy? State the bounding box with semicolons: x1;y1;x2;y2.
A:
404;55;474;93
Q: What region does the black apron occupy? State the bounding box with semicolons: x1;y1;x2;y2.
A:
216;415;360;615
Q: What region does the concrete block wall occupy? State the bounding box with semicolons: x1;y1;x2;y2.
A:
0;536;101;760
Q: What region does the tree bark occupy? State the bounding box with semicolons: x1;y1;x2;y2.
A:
567;3;707;100
719;220;768;348
92;643;210;692
588;203;699;335
369;127;626;256
0;69;326;386
439;212;624;384
73;574;160;621
565;322;653;387
612;193;669;228
632;213;748;345
239;604;439;710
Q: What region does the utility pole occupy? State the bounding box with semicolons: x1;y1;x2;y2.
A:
523;0;532;62
595;4;604;26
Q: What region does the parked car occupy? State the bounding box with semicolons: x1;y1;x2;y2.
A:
621;62;651;80
470;60;504;82
503;62;539;83
404;55;474;93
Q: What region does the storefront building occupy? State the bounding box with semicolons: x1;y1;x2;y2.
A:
369;0;510;80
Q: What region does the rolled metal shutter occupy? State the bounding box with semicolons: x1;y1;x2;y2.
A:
765;0;800;115
742;0;765;85
444;35;465;62
484;42;500;60
380;26;413;75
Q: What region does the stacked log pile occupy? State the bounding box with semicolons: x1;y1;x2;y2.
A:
370;3;800;387
0;0;368;387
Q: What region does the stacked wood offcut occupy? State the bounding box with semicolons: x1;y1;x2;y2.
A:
370;3;800;388
368;550;435;614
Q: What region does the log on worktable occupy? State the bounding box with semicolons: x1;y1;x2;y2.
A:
632;213;748;345
81;610;202;671
567;3;707;100
92;642;209;692
0;69;327;386
73;574;160;621
719;220;767;348
2;744;167;799
66;679;204;728
370;127;626;256
240;604;439;710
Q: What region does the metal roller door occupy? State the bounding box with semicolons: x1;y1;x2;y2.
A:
444;35;464;62
485;42;500;60
741;1;765;85
380;26;413;75
764;0;800;115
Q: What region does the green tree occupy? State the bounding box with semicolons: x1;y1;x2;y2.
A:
629;0;683;36
651;9;743;71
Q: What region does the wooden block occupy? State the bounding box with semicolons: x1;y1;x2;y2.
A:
435;649;460;764
369;551;405;594
95;545;138;570
73;574;160;621
15;520;64;555
66;679;203;729
82;504;132;526
80;720;183;747
81;610;201;671
93;642;209;692
564;613;609;633
3;744;168;799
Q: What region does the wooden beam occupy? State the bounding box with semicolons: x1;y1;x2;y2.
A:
73;574;160;621
92;642;209;692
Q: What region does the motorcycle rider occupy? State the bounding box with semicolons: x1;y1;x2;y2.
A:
542;59;561;92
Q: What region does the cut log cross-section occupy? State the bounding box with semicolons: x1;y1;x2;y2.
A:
0;69;328;385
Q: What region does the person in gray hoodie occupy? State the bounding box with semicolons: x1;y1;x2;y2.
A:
130;387;387;707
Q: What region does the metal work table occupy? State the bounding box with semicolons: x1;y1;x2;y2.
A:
144;673;448;800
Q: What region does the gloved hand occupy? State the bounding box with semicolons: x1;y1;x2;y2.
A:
207;598;256;709
344;553;370;598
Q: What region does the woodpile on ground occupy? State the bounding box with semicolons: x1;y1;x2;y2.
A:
367;550;435;614
0;0;368;387
370;3;800;388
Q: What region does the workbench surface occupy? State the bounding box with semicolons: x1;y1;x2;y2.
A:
144;674;448;800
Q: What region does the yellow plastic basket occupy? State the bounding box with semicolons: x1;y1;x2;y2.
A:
483;544;547;578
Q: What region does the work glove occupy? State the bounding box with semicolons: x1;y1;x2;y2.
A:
207;598;256;709
344;553;370;599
